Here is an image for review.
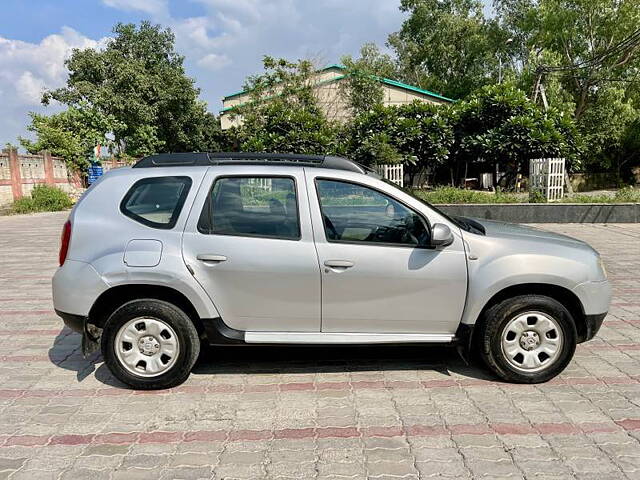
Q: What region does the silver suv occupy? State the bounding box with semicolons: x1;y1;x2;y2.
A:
53;153;611;389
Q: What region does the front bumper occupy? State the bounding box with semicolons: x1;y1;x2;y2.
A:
572;279;611;317
580;312;607;343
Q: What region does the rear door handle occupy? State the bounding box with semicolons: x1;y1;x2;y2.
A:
197;254;227;263
324;260;354;268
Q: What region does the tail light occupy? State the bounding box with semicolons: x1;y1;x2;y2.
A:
59;220;72;266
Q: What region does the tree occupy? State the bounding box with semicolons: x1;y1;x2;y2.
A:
495;0;640;171
394;102;454;185
450;83;581;184
231;57;338;154
19;106;121;171
340;43;397;116
389;0;507;99
43;22;220;157
345;104;403;165
345;101;453;186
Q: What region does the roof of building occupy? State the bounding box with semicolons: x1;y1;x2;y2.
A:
220;64;454;114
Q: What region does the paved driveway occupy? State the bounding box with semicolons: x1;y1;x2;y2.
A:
1;211;639;480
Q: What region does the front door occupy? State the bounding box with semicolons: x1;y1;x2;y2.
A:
183;168;321;332
306;173;467;334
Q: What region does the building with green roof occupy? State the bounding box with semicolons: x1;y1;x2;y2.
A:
220;64;454;129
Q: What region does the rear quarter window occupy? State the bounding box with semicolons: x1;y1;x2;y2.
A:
120;176;192;229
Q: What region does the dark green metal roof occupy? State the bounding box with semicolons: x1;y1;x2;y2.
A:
221;64;454;107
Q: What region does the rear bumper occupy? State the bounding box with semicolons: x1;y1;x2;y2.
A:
54;309;100;356
52;260;109;317
55;309;85;333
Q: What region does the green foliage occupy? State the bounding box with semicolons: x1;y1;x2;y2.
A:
528;189;547;203
563;187;640;203
578;87;637;171
385;0;640;173
412;186;520;203
394;102;454;182
345;101;453;174
342;84;578;185
345;104;403;165
452;84;581;172
495;0;640;172
11;197;38;214
11;185;73;214
613;186;640;202
389;0;507;99
42;22;222;158
232;57;338;154
340;44;395;115
412;186;640;204
20;106;120;171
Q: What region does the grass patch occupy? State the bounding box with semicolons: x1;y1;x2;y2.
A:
412;187;520;204
560;186;640;203
412;186;640;204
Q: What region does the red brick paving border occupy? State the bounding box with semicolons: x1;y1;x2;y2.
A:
2;373;640;402
1;420;636;449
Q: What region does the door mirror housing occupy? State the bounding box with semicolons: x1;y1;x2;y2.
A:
429;223;454;248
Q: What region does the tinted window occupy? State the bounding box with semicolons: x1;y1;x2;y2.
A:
121;176;192;229
199;176;300;240
316;179;429;246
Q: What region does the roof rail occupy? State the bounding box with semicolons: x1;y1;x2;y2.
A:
132;152;365;173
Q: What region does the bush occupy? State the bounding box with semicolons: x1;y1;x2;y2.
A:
413;186;640;204
413;186;520;204
528;189;546;203
11;197;38;214
614;186;640;202
31;185;73;211
563;187;640;203
11;185;73;214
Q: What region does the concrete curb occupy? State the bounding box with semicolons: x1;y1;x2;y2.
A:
437;203;640;223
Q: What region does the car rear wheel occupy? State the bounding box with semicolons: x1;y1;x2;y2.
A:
101;299;200;390
478;295;577;383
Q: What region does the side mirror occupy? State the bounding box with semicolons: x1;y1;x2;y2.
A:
430;223;454;248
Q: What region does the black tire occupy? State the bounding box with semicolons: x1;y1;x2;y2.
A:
101;299;200;390
477;295;577;384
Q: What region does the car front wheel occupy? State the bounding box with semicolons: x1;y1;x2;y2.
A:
101;299;200;390
478;295;577;383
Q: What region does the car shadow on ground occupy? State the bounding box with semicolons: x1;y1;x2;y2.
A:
48;327;103;382
48;328;498;389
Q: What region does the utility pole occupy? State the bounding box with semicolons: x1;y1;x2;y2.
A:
498;38;514;85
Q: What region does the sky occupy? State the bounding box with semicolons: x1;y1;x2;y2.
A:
0;0;409;145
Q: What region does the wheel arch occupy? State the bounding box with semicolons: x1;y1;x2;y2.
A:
88;284;204;334
470;283;587;344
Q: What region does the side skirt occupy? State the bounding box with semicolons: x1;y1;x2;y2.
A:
201;317;456;346
244;332;455;344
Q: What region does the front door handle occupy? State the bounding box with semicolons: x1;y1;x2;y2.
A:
197;254;227;263
324;260;354;269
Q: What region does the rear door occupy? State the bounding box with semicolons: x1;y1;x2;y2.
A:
182;166;321;332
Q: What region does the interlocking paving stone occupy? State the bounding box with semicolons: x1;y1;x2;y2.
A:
1;212;640;478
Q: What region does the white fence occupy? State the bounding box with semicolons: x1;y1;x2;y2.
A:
529;158;565;202
246;177;273;191
375;164;404;187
